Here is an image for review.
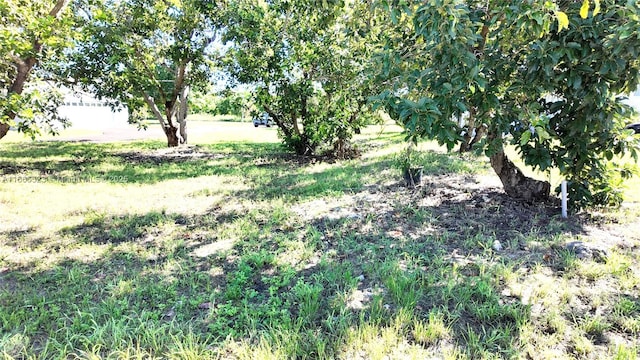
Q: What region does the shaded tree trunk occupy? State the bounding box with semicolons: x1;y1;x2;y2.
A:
0;123;9;139
263;102;315;156
459;133;473;152
178;120;187;144
458;22;490;153
459;125;486;153
1;61;36;140
459;109;476;153
490;149;550;202
140;63;190;147
163;106;186;147
458;108;487;153
144;92;184;148
1;59;37;140
292;135;314;156
333;138;358;159
163;125;180;147
332;110;362;159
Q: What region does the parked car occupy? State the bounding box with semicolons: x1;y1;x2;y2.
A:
253;113;273;127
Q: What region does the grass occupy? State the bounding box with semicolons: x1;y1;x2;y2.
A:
1;122;639;359
0;115;278;145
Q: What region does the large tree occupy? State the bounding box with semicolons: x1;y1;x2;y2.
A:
0;0;72;140
222;0;378;157
374;0;640;208
65;0;224;147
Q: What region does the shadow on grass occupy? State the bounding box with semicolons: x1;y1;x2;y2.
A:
0;135;455;190
1;219;518;357
0;228;42;248
3;184;594;358
0;134;405;185
1;138;605;358
0;141;284;183
60;211;185;245
221;150;485;202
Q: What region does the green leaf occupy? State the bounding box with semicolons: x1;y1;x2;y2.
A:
520;130;531;146
475;77;486;92
536;127;550;142
21;108;35;119
573;76;582;90
566;42;581;49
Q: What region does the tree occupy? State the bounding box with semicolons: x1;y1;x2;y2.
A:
373;0;640;208
222;0;379;157
215;90;251;118
64;0;224;147
1;0;73;140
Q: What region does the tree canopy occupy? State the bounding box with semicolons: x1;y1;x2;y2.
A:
63;0;225;147
373;0;640;208
222;0;380;157
1;0;638;208
0;0;73;140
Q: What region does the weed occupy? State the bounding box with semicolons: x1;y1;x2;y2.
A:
412;309;450;346
571;334;595;356
613;297;638;317
291;279;323;326
543;309;568;335
580;315;611;339
611;343;639;360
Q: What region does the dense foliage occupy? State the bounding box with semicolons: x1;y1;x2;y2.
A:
62;0;224;147
373;0;640;208
1;0;638;207
0;0;72;140
222;0;379;156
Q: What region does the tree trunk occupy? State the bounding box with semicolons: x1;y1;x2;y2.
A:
293;135;314;156
263;103;314;155
460;125;487;152
1;60;37;141
459;137;472;153
459;109;476;153
0;123;9;139
177;85;189;144
163;126;180;147
333;138;359;159
490;150;550;202
178;119;187;144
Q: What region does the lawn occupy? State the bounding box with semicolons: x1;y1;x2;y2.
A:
1;123;639;359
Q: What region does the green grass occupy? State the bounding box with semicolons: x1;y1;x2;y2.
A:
1;122;639;359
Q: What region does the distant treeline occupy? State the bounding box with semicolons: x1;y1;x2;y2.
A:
190;91;253;119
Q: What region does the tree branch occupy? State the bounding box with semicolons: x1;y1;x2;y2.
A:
143;92;169;129
50;0;70;17
132;46;169;102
